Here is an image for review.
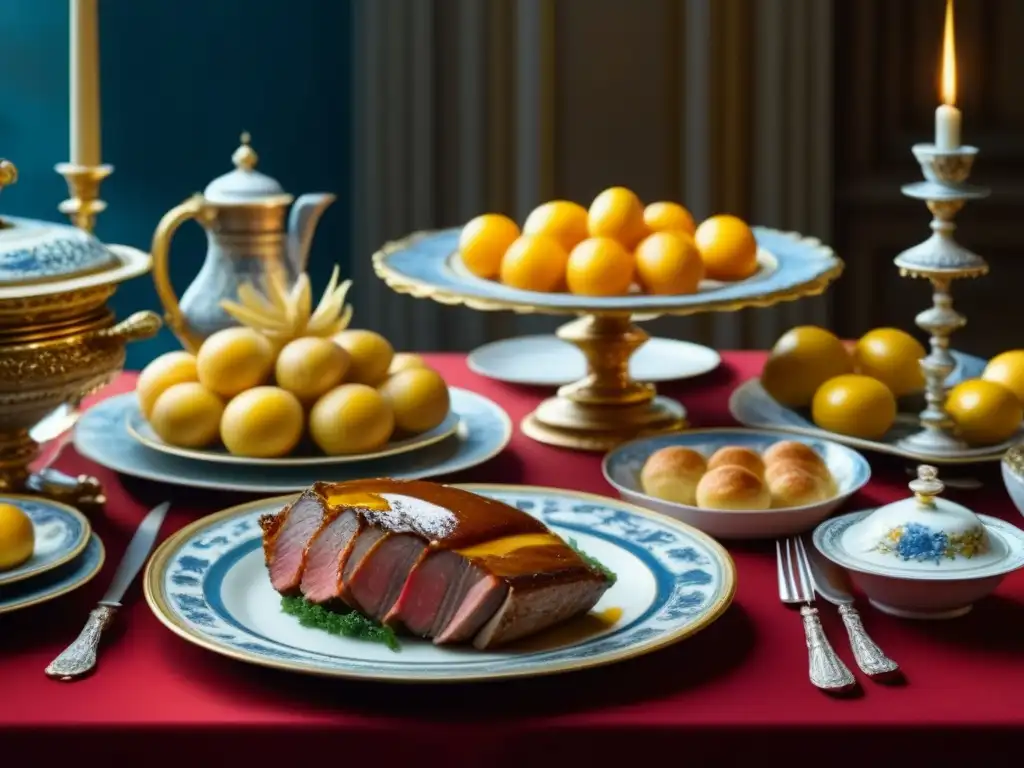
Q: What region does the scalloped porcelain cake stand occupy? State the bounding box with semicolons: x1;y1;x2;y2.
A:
374;226;844;452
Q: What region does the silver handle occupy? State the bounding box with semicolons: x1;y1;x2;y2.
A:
839;604;899;677
801;606;856;692
44;604;118;681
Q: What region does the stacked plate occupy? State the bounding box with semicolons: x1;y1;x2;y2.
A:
73;387;514;494
0;496;104;615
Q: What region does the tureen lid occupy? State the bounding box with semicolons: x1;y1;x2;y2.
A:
841;465;1004;572
0;159;121;287
202;133;294;205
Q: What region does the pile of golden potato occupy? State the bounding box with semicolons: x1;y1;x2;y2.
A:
458;187;759;296
761;325;1024;447
136;328;450;459
0;502;33;572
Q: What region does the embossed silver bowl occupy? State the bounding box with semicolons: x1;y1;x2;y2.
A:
1002;444;1024;518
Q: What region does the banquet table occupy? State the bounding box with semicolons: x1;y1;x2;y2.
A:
4;351;1024;765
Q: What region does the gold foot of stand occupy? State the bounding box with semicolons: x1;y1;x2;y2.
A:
0;431;105;509
520;314;688;452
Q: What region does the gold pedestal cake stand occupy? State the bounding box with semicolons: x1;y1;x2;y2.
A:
374;227;843;452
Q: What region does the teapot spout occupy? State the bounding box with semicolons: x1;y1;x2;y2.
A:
287;192;336;274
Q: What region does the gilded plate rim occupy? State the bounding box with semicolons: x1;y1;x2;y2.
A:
0;493;93;588
142;483;737;683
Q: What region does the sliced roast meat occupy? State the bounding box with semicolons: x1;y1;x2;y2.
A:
337;526;386;603
259;489;332;595
299;508;363;604
346;533;428;619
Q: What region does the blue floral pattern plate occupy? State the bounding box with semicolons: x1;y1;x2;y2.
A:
74;389;511;494
0;534;105;615
728;350;1021;464
143;485;736;682
0;495;91;587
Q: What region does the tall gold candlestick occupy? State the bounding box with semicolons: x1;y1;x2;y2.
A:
54;162;113;233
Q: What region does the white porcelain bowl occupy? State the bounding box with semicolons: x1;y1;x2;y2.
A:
601;428;871;540
812;510;1024;619
1001;444;1024;518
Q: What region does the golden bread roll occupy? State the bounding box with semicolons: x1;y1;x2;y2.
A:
764;456;832;488
762;440;826;469
706;445;766;480
695;466;771;511
639;446;707;506
768;467;828;508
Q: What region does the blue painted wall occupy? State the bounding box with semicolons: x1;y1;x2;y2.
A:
0;0;352;369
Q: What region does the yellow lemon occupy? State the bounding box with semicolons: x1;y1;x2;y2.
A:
694;214;758;281
220;386;305;458
136;351;198;419
458;213;520;280
982;350;1024;406
150;382;225;449
523;200;590;254
634;231;705;295
643;202;696;237
196;327;276;398
333;329;395;387
309;383;395;455
378;366;451;434
945;379;1023;446
0;503;33;571
760;326;854;408
499;234;569;293
587;187;648;249
853;328;926;397
566;237;635;296
388;352;429;375
811;374;897;441
274;337;350;403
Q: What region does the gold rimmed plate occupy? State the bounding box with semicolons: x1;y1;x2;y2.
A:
0;495;92;588
0;534;104;615
125;403;461;467
143;484;737;683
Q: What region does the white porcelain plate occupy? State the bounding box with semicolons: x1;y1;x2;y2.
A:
0;495;91;587
144;485;736;683
468;335;721;387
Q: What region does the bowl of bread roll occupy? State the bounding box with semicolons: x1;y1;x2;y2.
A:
602;428;871;539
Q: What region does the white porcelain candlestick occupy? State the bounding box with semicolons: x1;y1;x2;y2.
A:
69;0;101;166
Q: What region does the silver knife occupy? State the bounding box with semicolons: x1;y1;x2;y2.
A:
798;537;899;678
45;501;171;681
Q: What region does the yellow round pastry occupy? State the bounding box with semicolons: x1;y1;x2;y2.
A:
566;237;635;296
136;350;198;419
458;213;520;279
762;440;826;471
522;200;590;254
643;201;696;237
378;367;450;434
274;337;350;403
499;234;569;293
982;350;1024;406
220;386;305;458
705;446;765;480
811;373;896;441
310;383;396;455
149;382;225;449
693;214;758;281
388;352;428;375
695;466;770;511
639;446;707;506
760;326;854;408
333;329;395;387
853;328;926;397
764;457;833;489
945;379;1023;446
634;231;704;296
196;327;276;398
0;502;33;571
767;467;829;508
587;187;648;250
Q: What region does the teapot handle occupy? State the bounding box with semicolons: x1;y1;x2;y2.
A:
151;194;212;353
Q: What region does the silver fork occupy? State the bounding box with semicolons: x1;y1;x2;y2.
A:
776;538;856;692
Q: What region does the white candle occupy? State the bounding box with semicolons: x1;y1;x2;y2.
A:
934;0;960;151
70;0;101;166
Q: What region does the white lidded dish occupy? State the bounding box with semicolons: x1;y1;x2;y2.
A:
812;465;1024;619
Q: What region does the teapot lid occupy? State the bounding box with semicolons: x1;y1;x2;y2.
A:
840;465;1004;572
202;133;294;205
0;159;120;287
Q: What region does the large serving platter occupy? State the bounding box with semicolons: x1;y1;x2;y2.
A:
0;534;104;615
729;350;1021;465
126;404;461;467
74;388;511;494
143;485;736;683
0;495;91;587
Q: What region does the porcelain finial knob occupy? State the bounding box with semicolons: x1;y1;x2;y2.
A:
232;133;258;172
909;464;944;507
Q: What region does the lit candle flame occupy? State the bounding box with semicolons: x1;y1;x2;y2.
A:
941;0;957;106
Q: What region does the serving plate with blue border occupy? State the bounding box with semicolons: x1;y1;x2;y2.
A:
0;495;91;588
0;534;105;615
143;485;736;682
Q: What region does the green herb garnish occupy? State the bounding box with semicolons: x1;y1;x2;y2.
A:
567;537;617;585
281;596;400;651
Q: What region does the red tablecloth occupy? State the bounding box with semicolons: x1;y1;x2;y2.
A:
4;352;1024;764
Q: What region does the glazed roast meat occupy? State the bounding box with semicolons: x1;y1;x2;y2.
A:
259;478;613;649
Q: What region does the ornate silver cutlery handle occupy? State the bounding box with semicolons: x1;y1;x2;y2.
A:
44;604;117;680
801;606;856;692
839;604;899;677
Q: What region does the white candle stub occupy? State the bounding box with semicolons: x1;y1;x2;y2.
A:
70;0;101;166
935;103;961;152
